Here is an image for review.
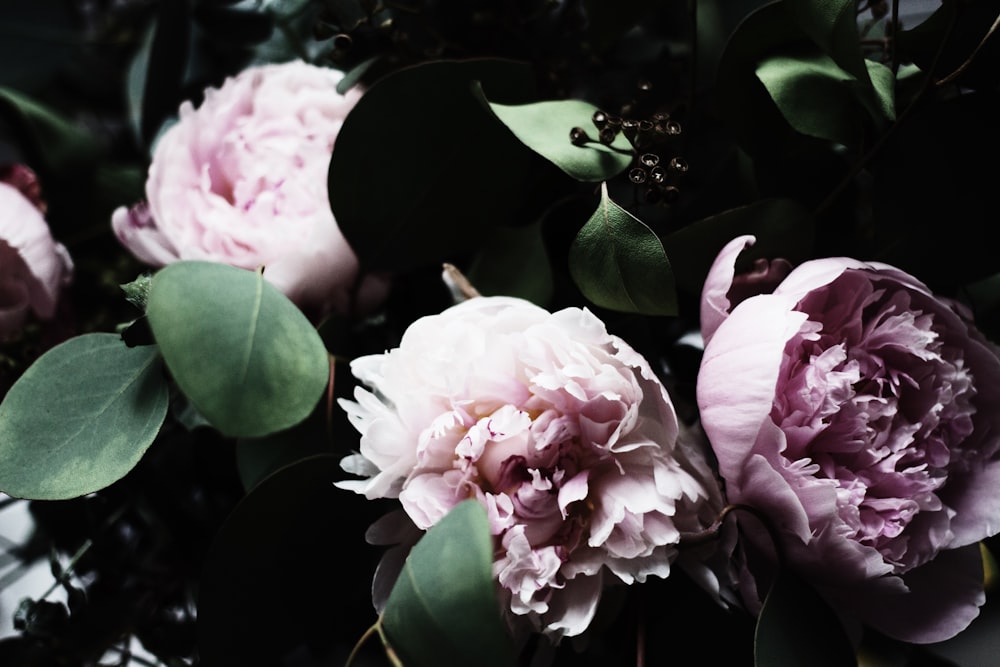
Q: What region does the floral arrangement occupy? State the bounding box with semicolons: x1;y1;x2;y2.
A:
1;1;999;665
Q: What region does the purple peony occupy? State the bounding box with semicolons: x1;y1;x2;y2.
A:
338;295;722;641
0;173;72;342
697;234;1000;643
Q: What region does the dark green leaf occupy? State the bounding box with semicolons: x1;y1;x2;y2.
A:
146;261;329;438
477;90;633;182
582;0;656;53
382;500;516;667
568;183;677;316
664;198;815;299
755;51;894;146
138;1;191;146
782;0;871;85
754;570;856;667
235;406;335;492
714;2;805;156
0;334;168;500
466;221;554;307
328;58;536;271
198;455;387;665
0;86;100;178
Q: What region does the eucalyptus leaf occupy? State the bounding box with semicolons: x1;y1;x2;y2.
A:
754;570;856;667
477;91;633;182
568;183;677;316
328;58;536;271
782;0;871;85
0;334;168;500
146;261;329;438
382;500;516;667
755;51;894;147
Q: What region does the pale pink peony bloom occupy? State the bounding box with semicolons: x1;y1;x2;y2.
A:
111;59;385;320
0;178;72;341
338;296;722;641
697;235;1000;643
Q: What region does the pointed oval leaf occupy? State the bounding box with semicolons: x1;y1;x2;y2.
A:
568;183;677;315
382;500;516;667
755;51;894;147
0;334;168;500
782;0;871;85
328;58;536;271
477;90;633;182
755;570;856;667
146;261;329;438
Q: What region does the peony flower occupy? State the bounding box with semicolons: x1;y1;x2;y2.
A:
337;295;722;641
0;173;73;342
111;59;385;320
697;234;1000;643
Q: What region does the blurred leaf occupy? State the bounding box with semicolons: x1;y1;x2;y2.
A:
0;86;100;178
382;500;516;667
664;197;815;299
199;454;386;665
329;58;536;271
782;0;871;85
755;51;894;147
466;220;554;307
146;261;329;438
477;90;633;182
0;334;167;500
569;183;677;315
136;1;192;147
754;570;855;667
0;1;79;93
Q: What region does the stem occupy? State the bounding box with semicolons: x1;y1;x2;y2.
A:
345;622;380;667
890;0;900;76
935;8;1000;86
39;503;129;601
812;4;959;220
678;503;786;569
376;620;406;667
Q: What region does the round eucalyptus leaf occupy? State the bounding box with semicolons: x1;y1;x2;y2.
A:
382;500;516;667
328;57;536;271
146;261;329;439
0;334;168;500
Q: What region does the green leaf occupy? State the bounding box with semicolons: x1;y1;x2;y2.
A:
0;86;100;178
755;51;894;146
664;197;815;299
466;221;554;307
0;334;168;500
568;183;677;316
781;0;871;85
146;261;329;438
477;90;633;182
328;58;536;271
382;500;516;667
754;570;856;667
198;454;386;665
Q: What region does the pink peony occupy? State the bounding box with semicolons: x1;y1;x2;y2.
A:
697;234;1000;643
338;296;722;641
111;59;385;320
0;177;72;341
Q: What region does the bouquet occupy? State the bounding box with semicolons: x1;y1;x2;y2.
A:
2;1;1000;665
